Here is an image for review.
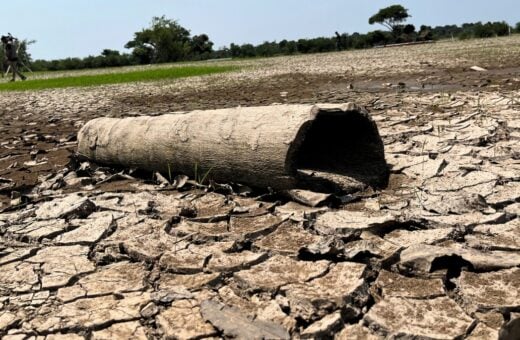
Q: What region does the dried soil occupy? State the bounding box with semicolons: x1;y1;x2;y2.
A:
0;36;519;339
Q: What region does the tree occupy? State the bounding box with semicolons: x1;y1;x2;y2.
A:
17;39;35;66
349;33;369;49
256;41;278;57
125;16;192;63
279;40;297;54
402;24;416;35
472;22;495;38
366;30;391;46
101;49;124;67
418;25;433;41
191;34;213;56
516;22;520;33
240;44;257;57
229;43;241;58
396;24;416;42
490;21;511;36
369;5;410;33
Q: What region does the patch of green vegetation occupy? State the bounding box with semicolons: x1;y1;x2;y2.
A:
193;162;214;185
0;65;236;91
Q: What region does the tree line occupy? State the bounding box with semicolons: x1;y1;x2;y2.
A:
14;9;520;72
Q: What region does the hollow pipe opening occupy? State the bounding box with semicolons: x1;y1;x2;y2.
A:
289;108;389;193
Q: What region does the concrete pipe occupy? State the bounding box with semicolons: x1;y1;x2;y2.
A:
77;103;388;193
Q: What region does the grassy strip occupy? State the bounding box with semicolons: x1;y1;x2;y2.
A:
0;65;236;91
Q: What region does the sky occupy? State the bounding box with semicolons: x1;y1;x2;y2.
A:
2;0;519;60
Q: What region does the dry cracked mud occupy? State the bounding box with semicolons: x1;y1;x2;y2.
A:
1;36;520;339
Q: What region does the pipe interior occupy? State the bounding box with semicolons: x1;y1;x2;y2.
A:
294;110;388;191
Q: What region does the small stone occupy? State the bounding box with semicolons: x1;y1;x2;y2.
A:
285;189;331;207
470;65;488;72
140;301;159;318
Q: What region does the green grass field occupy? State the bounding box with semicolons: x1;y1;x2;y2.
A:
0;65;236;91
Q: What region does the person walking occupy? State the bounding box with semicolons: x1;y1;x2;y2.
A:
335;31;343;51
1;35;26;82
